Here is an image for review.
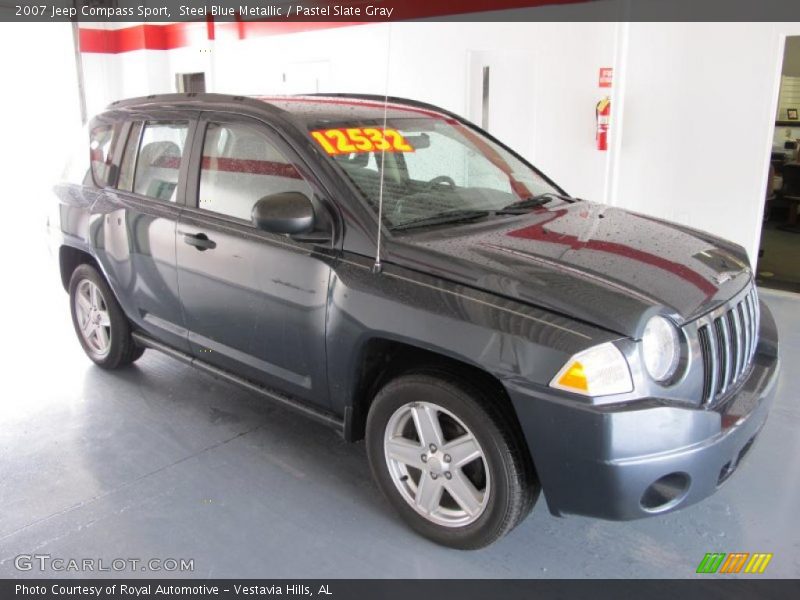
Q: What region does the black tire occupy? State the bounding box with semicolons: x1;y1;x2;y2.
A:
366;371;539;549
68;264;144;369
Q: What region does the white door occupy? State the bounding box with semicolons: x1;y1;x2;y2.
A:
467;50;538;160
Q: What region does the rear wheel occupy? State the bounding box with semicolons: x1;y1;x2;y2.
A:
69;264;144;369
366;372;538;549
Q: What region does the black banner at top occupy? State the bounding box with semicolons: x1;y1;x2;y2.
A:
1;0;800;23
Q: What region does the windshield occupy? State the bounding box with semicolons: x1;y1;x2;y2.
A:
308;117;561;231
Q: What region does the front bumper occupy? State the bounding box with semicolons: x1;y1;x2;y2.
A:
508;302;780;520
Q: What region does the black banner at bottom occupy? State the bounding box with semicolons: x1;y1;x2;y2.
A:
3;579;800;600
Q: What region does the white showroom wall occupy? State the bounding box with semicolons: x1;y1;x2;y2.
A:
0;23;84;383
0;23;81;242
608;22;800;263
80;23;173;117
78;19;800;264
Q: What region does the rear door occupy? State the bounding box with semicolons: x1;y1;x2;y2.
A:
175;113;336;408
94;111;197;352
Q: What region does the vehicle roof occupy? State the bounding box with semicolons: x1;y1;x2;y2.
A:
258;95;456;124
106;93;457;127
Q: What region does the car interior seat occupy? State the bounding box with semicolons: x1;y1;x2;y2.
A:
135;141;181;201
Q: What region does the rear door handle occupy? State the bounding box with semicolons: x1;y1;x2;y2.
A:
181;232;216;251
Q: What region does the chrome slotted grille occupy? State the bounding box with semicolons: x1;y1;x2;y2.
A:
696;285;760;406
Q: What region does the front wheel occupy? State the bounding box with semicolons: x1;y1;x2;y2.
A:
366;372;539;549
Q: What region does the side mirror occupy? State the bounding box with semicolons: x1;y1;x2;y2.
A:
252;192;315;234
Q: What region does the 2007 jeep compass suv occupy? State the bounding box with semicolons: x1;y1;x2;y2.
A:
50;93;780;548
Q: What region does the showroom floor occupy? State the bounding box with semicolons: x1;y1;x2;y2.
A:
1;245;799;579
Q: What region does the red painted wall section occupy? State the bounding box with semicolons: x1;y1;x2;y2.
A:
79;23;216;53
77;0;589;54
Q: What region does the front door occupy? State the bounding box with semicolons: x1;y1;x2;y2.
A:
175;115;334;408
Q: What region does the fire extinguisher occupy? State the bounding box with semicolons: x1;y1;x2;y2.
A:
596;96;610;151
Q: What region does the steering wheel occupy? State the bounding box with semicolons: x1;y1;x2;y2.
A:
426;175;457;190
391;176;459;221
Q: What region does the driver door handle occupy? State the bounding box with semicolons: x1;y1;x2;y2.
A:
181;232;216;251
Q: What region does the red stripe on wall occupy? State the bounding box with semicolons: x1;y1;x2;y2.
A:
78;22;364;53
78;0;589;54
78;23;209;53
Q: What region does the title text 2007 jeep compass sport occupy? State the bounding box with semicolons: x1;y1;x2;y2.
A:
50;93;780;548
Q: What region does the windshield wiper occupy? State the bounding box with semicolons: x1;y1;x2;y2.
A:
389;209;492;232
499;193;576;212
389;193;578;232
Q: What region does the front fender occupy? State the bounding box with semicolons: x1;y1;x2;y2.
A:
324;253;618;420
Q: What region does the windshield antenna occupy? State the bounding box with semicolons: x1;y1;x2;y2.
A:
373;24;392;275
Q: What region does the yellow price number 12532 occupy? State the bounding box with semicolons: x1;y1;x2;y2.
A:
310;128;415;155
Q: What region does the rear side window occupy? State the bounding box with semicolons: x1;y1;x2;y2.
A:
89;124;118;187
117;121;143;192
133;121;189;202
198;122;311;221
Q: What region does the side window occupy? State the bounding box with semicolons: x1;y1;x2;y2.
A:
117;121;143;192
89;123;119;187
133;121;189;202
198;122;312;221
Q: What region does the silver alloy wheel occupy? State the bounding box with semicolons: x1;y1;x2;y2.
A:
74;279;112;358
383;401;491;527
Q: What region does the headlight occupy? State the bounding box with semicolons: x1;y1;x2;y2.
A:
549;342;633;397
642;316;680;382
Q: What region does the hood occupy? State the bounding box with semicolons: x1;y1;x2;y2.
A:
387;201;752;337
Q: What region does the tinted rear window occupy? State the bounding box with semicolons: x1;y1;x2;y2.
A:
89;123;118;188
117;122;143;192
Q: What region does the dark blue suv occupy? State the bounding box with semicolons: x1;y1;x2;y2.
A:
50;93;780;548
